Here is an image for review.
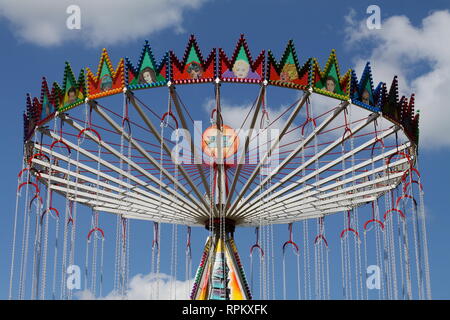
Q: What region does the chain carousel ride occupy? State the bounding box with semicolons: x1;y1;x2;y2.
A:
10;35;431;300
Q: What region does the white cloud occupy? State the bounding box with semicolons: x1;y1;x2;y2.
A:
0;0;207;47
76;273;193;300
344;10;450;149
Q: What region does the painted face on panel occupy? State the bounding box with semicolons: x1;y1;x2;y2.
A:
67;87;77;104
100;74;113;91
232;59;250;79
280;64;298;82
187;62;203;79
325;76;336;93
362;89;370;104
139;67;156;84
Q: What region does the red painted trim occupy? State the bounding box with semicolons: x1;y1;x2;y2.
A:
363;219;385;230
386;151;413;171
18;181;40;193
403;180;423;193
341;127;352;144
161;111;179;129
370;137;385;158
29;193;43;209
282;223;299;254
87;227;105;240
383;208;405;220
40;207;60;223
282;240;299;254
18;168;42;181
28;153;50;166
401;167;420;182
77;127;102;141
50;139;71;154
250;244;264;257
314;234;329;247
210;108;224;125
122;117;132;134
340;228;360;239
300;99;317;136
18;168;30;178
396;194;417;208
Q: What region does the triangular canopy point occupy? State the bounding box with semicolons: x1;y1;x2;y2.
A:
128;48;166;86
100;62;111;78
284;50;296;65
186;46;201;65
235;46;250;64
363;80;374;105
140;51;155;72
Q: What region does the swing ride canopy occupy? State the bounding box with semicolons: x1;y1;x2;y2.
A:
22;35;420;228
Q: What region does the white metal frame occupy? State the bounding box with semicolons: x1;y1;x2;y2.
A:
31;87;415;227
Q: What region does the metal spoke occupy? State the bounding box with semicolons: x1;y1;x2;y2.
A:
127;92;212;215
89;101;208;215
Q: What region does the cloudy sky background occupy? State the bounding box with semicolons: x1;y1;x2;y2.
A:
0;0;449;299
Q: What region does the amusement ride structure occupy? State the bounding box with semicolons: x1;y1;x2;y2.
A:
9;35;431;300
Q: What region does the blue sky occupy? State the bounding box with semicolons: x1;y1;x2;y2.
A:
0;0;449;300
